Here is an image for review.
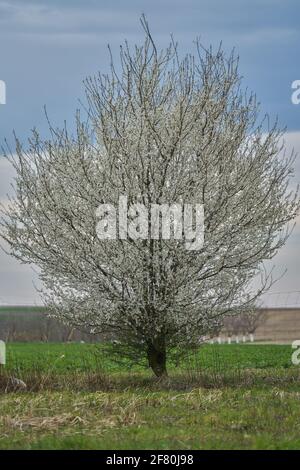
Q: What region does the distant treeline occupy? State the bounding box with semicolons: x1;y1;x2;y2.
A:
0;306;266;343
0;306;103;342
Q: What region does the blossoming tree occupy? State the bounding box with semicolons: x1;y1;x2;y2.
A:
1;19;299;376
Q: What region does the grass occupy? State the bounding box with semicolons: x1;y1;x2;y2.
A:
4;342;295;373
0;342;300;449
1;388;300;449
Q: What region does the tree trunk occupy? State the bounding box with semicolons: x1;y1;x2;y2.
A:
147;342;167;377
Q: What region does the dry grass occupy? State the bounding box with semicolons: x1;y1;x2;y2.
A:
1;386;300;449
1;365;300;394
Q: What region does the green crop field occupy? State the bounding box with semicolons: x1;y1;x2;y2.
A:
0;343;300;450
2;342;296;373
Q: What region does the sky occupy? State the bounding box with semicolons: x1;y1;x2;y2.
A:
0;0;300;305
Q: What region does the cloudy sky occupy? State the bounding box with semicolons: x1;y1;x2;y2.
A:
0;0;300;305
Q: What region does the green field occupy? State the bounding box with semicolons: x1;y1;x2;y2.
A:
4;342;296;373
0;343;300;449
